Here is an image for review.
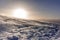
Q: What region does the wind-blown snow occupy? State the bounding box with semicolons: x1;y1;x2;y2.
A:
0;15;60;40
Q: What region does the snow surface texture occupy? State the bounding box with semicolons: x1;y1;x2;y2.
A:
0;15;60;40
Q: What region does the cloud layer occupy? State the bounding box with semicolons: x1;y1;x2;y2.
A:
0;15;60;40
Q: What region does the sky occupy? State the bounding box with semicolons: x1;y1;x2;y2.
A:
0;0;60;20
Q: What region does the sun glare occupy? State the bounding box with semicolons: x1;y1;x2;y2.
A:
12;8;28;19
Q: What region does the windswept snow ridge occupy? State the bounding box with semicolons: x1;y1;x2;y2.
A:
0;15;60;40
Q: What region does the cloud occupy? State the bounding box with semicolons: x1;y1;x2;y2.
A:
0;15;59;40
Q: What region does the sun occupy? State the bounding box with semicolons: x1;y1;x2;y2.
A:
12;8;28;19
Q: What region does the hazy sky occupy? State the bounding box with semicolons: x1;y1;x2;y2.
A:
0;0;60;19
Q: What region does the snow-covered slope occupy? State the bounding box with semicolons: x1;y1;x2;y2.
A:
0;15;60;40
